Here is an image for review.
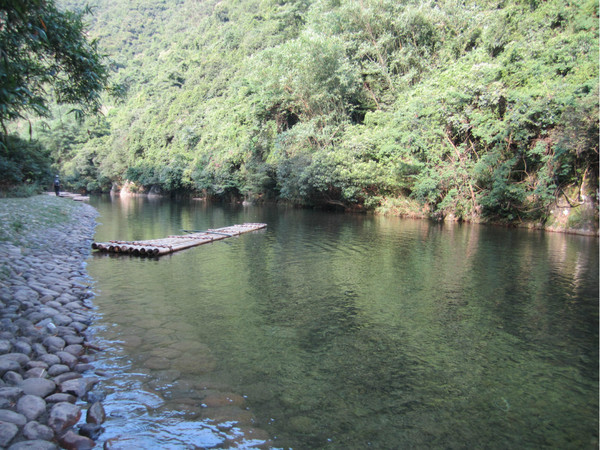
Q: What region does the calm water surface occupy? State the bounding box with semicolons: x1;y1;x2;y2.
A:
85;196;598;449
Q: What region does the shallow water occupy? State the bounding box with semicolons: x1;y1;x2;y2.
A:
85;195;598;449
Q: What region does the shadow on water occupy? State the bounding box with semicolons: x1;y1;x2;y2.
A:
85;195;598;449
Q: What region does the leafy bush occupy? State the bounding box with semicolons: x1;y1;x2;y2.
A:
0;135;53;191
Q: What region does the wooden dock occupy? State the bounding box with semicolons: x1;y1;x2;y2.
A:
92;223;267;257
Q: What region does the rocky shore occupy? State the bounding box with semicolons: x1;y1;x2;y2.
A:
0;195;105;449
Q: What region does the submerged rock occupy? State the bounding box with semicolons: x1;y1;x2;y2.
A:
86;401;106;425
57;430;95;450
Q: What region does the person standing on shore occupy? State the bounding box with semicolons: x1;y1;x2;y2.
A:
54;175;61;196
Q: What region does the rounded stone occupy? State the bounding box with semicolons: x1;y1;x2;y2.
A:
0;420;19;447
3;371;23;386
20;378;56;397
0;340;12;354
52;314;72;326
45;393;77;404
60;377;99;398
79;422;104;440
53;372;81;385
55;351;77;368
8;440;58;450
70;321;88;333
48;364;70;377
23;420;54;441
31;343;47;356
0;387;23;403
48;402;81;434
63;335;84;345
0;360;21;377
0;409;27;426
57;429;95;450
75;363;95;373
24;367;47;379
25;361;49;370
12;341;32;356
0;353;29;368
63;344;84;357
86;401;106;424
16;394;46;421
13;288;39;302
64;301;82;311
42;337;65;352
39;354;61;366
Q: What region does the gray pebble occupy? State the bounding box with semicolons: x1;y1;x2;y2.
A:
25;361;48;370
0;353;30;367
0;420;19;447
79;422;104;440
39;354;60;366
70;321;88;333
57;429;95;449
20;378;56;397
64;344;84;357
0;340;12;354
52;314;73;327
86;401;106;425
16;394;46;421
0;409;27;426
24;367;47;379
63;335;84;345
31;343;47;356
0;360;21;376
48;402;81;434
42;336;65;352
60;377;98;398
8;440;58;450
55;351;78;369
47;364;70;377
53;372;81;385
45;393;77;404
3;371;23;386
0;387;23;403
12;341;31;356
23;420;54;440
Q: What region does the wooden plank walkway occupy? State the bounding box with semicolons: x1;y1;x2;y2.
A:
92;223;267;257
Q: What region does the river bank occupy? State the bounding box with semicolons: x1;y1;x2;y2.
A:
0;195;105;449
115;182;600;237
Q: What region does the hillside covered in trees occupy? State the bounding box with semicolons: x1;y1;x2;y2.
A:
8;0;600;224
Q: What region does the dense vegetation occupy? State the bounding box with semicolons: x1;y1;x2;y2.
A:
0;0;118;195
4;0;599;222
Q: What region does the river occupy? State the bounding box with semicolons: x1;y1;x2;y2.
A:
85;195;598;449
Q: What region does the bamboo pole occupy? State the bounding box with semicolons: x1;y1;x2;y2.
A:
92;223;266;257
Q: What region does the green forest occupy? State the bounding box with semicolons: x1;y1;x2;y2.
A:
2;0;598;224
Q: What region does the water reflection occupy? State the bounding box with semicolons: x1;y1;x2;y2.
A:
86;197;598;449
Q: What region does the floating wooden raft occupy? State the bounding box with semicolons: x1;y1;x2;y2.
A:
92;223;267;257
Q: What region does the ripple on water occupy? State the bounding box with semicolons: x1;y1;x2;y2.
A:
101;419;226;449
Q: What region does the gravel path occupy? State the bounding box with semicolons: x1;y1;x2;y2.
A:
0;195;105;449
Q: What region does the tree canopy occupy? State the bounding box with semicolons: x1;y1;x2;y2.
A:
0;0;115;135
5;0;600;224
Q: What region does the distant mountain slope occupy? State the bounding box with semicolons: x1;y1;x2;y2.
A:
48;0;597;228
